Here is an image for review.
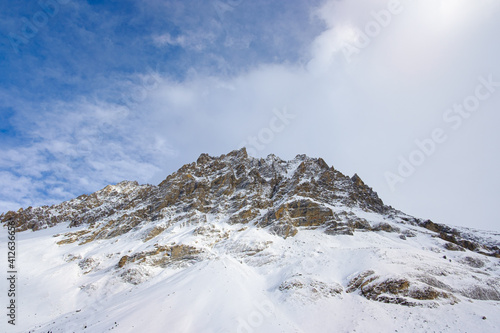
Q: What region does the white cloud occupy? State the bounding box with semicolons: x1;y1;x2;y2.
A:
152;33;184;47
136;0;500;232
152;30;218;51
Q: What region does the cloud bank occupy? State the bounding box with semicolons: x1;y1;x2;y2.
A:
1;0;499;232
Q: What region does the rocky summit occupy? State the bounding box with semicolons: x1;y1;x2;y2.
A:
2;148;500;333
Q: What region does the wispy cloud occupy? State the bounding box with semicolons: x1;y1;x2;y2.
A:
0;96;174;211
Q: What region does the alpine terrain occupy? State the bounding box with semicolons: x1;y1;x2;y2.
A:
1;148;500;333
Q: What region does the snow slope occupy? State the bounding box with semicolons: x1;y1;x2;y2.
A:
2;220;499;333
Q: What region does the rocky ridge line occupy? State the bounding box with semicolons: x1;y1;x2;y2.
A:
1;148;499;258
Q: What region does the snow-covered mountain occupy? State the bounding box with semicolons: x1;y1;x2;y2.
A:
2;148;500;332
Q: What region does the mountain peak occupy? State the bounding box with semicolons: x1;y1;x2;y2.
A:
226;147;248;159
351;173;363;185
2;150;500;332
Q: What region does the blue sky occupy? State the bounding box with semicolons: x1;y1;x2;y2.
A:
1;0;500;232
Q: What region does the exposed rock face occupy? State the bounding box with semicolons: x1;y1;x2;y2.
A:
279;276;344;302
419;220;500;258
0;180;155;233
117;244;200;270
1;148;392;240
346;270;458;307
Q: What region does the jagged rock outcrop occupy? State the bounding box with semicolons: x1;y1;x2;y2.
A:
2;149;499;258
1;148;391;239
346;270;458;307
